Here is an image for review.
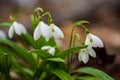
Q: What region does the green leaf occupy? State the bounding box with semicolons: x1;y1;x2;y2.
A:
11;56;33;80
0;22;11;28
30;49;53;59
75;76;98;80
0;38;36;69
0;54;11;79
22;33;38;48
46;58;64;62
22;68;33;76
55;45;87;59
72;67;114;80
37;36;56;48
49;68;74;80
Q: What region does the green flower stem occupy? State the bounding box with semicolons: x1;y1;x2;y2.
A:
67;20;89;72
66;25;76;72
42;11;53;25
73;33;80;47
33;61;46;80
69;25;75;48
34;15;37;27
32;7;44;28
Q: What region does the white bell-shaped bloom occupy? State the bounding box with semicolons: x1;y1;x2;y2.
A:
0;30;7;38
50;23;64;39
33;21;52;41
85;33;104;48
41;46;55;55
78;49;89;64
78;33;104;64
78;46;96;64
8;21;27;38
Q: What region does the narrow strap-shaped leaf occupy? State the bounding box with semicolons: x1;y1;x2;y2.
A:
46;57;64;62
49;68;74;80
22;33;38;48
75;76;98;80
55;45;87;59
0;22;11;28
0;38;36;69
30;50;53;59
72;67;114;80
11;56;33;79
0;54;11;80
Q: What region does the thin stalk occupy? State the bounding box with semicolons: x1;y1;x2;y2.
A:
66;25;75;72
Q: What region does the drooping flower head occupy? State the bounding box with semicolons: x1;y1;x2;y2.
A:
85;33;104;48
78;33;104;64
8;21;27;38
41;45;55;55
33;21;52;41
50;23;64;39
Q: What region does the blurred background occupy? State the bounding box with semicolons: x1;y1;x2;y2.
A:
0;0;120;79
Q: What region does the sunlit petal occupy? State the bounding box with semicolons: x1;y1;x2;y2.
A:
81;53;89;64
78;52;82;62
41;22;52;41
33;25;41;41
8;25;14;38
78;49;89;64
14;22;22;35
48;48;55;55
41;46;51;50
18;23;27;34
88;48;96;58
50;24;64;38
90;33;104;47
85;34;91;45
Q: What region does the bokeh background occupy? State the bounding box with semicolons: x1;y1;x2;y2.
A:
0;0;120;79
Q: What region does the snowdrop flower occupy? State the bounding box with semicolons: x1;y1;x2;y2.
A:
8;21;27;38
50;23;64;39
0;30;7;38
41;46;55;55
78;33;104;64
33;21;52;41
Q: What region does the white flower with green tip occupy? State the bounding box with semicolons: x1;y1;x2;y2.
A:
50;23;64;39
8;21;27;38
41;46;55;55
78;33;104;64
33;21;52;41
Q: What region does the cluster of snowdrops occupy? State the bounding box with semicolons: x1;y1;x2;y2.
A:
0;7;113;80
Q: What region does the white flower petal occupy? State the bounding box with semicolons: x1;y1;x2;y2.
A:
40;22;52;41
85;35;91;45
8;25;14;38
88;48;96;58
78;49;89;64
55;39;63;46
18;23;27;34
14;22;27;35
14;22;22;35
33;25;41;41
78;52;82;62
50;24;64;38
90;33;104;48
81;53;89;64
41;46;52;50
48;48;55;55
0;30;6;38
